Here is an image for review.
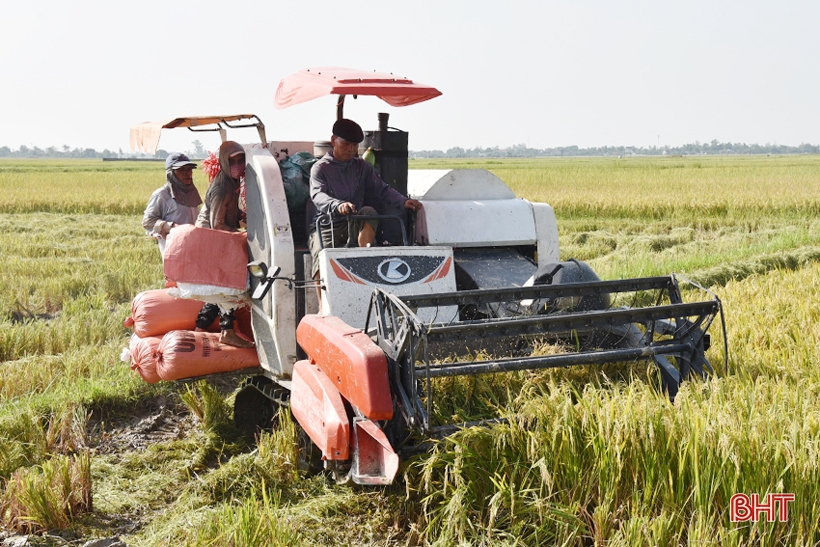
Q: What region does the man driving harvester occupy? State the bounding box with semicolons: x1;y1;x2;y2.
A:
308;118;422;299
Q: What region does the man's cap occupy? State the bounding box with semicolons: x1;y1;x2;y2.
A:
332;118;364;144
165;152;197;170
229;150;245;158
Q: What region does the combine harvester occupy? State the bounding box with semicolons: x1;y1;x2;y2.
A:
131;67;725;485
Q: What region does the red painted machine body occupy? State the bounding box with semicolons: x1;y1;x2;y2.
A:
290;360;350;461
351;418;400;485
296;315;393;421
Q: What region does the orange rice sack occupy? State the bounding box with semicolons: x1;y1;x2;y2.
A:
128;333;162;384
125;289;217;338
156;330;259;381
163;225;249;290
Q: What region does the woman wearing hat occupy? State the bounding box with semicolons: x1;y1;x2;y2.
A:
142;152;203;258
192;141;255;348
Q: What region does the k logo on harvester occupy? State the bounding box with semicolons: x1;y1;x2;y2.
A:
377;258;412;283
334;255;447;285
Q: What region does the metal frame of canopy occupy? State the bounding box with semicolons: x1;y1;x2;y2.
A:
130;114;266;155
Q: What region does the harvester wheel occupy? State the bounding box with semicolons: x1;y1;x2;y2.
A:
233;376;281;438
296;420;324;476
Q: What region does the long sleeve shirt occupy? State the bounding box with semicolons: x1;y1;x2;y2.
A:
142;185;200;236
195;176;241;232
309;153;408;226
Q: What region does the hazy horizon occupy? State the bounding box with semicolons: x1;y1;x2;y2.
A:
2;138;817;158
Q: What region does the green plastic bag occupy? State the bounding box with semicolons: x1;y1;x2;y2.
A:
279;152;316;210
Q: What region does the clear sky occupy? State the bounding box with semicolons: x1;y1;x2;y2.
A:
1;0;818;154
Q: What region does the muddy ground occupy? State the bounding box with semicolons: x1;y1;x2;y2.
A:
2;376;247;547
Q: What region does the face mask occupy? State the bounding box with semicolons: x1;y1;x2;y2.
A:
230;164;244;179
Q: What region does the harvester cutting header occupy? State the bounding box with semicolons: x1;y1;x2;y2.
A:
127;67;725;485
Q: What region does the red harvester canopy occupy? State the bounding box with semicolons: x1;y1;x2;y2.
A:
274;67;442;110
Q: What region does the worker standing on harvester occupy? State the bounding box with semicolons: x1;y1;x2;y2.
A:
142;152;202;258
193;140;254;348
308;118;422;289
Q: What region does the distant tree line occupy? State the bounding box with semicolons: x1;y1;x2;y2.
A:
0;145;123;159
0;140;209;160
410;140;820;158
2;139;819;159
0;144;163;159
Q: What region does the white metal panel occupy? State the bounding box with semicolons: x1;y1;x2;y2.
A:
245;148;298;377
406;170;451;198
407;169;517;200
531;202;561;266
267;141;315;162
319;246;457;329
414;199;536;247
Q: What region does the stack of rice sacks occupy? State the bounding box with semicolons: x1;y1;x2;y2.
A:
121;289;258;382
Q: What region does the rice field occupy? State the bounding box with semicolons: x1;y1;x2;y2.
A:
1;155;820;546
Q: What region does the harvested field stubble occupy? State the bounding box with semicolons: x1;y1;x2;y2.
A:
1;156;820;546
